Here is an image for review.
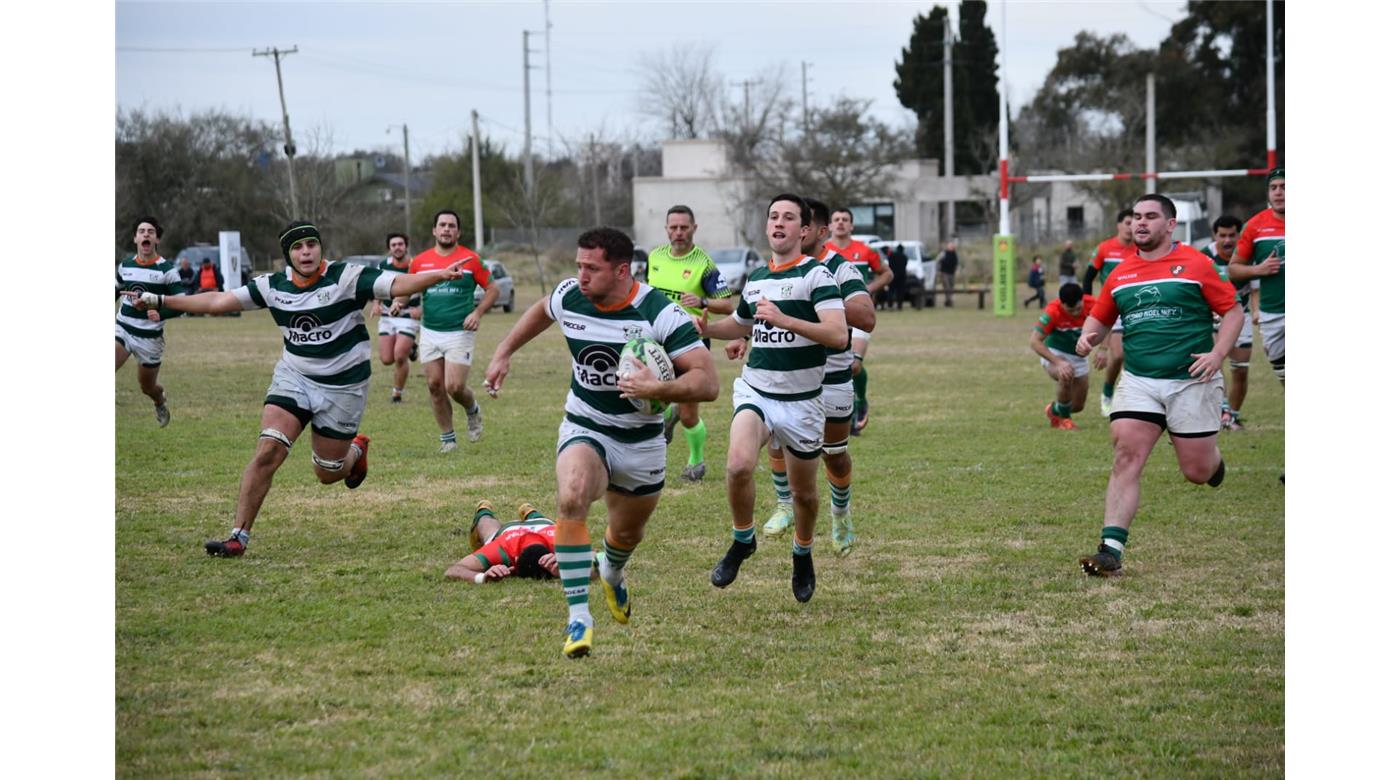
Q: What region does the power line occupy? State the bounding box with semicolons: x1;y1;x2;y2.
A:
117;45;255;53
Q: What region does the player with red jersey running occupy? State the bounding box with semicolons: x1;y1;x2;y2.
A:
1229;168;1285;387
1081;208;1135;416
1074;194;1243;577
402;209;497;453
1031;283;1103;430
826;208;891;434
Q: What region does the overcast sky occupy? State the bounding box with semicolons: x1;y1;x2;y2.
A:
116;0;1185;160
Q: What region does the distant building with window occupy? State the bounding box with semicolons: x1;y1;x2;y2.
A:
632;140;1222;250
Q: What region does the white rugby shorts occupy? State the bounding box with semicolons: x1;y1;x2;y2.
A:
419;327;475;365
377;315;420;339
556;419;666;496
115;323;164;367
1112;370;1224;435
1041;347;1090;378
731;377;823;458
1259;312;1284;362
264;360;369;439
821;380;855;422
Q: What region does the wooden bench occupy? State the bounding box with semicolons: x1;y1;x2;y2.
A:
905;285;991;309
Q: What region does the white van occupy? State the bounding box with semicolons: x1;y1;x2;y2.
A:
868;240;932;307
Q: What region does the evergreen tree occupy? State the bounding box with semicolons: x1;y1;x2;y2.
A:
894;1;1001;175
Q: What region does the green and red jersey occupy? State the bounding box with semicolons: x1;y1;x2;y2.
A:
824;239;883;284
409;245;492;331
471;518;556;570
1089;242;1238;380
1234;208;1285;314
1035;294;1097;353
1089;237;1134;285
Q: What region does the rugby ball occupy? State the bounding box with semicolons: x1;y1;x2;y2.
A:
617;337;675;414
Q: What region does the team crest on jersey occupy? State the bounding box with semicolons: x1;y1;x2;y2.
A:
623;324;644;341
1135;286;1162;307
1171;265;1185;276
682;269;693;279
780;283;794;298
317;289;334;305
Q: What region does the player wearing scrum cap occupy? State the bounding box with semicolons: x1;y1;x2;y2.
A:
115;216;183;426
127;220;469;557
483;227;717;658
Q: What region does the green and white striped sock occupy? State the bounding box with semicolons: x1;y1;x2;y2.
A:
1100;526;1129;560
556;543;594;627
602;539;633;587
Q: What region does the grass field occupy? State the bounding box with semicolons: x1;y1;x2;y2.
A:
116;294;1284;777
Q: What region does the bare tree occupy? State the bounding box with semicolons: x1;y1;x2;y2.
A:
721;96;913;212
635;43;722;139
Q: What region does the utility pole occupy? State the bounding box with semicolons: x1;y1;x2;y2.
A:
388;124;412;238
523;30;538;199
801;61;813;137
732;79;758;129
1145;73;1157;194
402;124;412;237
943;15;955;241
253;46;300;215
472;111;484;249
589;134;602;225
544;0;554;157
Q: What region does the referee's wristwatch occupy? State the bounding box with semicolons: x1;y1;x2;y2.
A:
699;297;709;311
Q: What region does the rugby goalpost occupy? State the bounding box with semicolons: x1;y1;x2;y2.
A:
990;1;1278;316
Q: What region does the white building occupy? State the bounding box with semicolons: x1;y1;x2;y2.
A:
633;139;1218;250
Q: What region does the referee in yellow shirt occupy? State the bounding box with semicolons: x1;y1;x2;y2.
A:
647;205;736;481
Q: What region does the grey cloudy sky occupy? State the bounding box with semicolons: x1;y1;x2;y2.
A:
116;0;1184;160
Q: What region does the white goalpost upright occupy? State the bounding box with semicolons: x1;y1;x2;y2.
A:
991;1;1279;316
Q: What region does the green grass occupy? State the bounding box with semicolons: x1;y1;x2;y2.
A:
117;298;1283;777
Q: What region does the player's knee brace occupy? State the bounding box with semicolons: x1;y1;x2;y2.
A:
1228;359;1251;371
822;438;849;456
259;428;293;449
1270;355;1284;381
311;451;345;472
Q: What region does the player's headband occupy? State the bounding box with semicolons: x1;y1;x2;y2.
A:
280;222;321;259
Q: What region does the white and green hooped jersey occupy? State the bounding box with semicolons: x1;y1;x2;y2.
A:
233;262;395;385
819;249;870;384
115;256;183;339
547;278;703;443
734;256;843;400
375;257;420;307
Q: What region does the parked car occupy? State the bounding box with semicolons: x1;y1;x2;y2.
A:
338;254;383;269
710;247;763;292
174;243;253;285
869;240;931;308
474;259;516;312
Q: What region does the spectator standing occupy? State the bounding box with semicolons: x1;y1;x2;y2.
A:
177;257;197;295
1024;255;1047;308
1058;240;1077;287
887;244;909;310
196;258;224;293
936;240;958;307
